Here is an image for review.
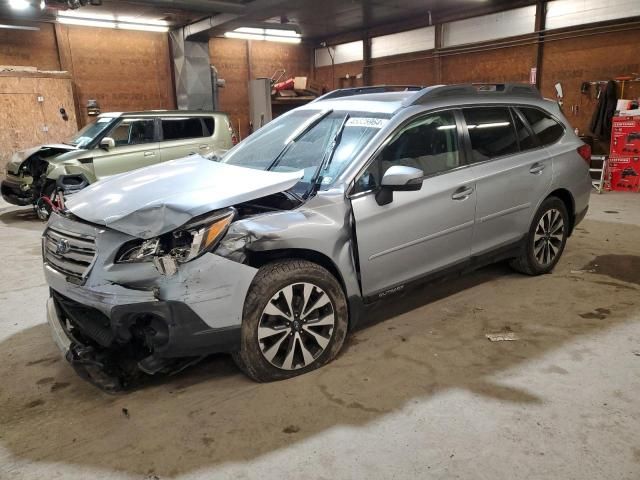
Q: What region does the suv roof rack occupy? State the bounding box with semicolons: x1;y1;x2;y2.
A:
405;83;542;106
314;85;425;102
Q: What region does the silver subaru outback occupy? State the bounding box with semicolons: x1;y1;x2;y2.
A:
43;84;591;391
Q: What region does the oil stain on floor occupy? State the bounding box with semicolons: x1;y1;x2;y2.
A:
584;255;640;285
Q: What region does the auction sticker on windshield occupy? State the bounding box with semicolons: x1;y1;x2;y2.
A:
346;118;389;129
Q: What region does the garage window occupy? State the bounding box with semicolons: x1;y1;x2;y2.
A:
463;107;519;162
518;107;565;146
161;118;207;141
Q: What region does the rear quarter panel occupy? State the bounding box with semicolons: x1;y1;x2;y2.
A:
545;109;591;220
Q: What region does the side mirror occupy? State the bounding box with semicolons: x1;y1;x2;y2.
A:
375;165;423;206
99;137;115;150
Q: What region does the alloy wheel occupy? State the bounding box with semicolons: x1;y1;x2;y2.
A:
533;208;564;266
258;282;335;371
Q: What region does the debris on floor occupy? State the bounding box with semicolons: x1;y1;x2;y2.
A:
121;407;130;418
485;326;519;342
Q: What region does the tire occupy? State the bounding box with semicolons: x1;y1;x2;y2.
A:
510;196;569;276
232;259;348;382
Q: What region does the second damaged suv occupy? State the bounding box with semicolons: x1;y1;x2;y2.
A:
43;84;591;390
3;110;235;218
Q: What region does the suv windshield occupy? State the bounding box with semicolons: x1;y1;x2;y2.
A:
66;117;117;148
222;109;388;196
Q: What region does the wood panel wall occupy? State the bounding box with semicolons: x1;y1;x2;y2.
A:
209;37;312;139
0;72;78;166
0;20;60;71
56;25;175;126
0;20;176;130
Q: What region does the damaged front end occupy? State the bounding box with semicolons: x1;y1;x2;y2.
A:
43;159;309;392
1;145;77;211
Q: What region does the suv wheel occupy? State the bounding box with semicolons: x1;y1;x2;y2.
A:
232;259;348;382
510;196;569;275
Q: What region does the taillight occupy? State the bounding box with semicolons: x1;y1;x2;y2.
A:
228;122;239;145
577;144;591;164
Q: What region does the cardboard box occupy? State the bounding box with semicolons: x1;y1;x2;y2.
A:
610;116;640;156
293;77;322;96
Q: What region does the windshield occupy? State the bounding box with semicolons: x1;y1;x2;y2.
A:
221;109;388;196
66;117;117;148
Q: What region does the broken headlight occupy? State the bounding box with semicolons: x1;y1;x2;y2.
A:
115;208;236;265
166;208;236;263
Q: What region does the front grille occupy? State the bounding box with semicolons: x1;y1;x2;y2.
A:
44;227;96;284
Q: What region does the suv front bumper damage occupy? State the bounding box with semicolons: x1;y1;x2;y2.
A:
43;217;257;392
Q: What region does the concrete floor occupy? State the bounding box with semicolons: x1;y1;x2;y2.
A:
0;192;639;480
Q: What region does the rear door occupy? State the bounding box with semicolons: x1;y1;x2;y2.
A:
350;110;477;297
93;117;159;179
465;106;553;255
159;116;215;161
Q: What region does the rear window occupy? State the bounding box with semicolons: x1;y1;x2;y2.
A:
518;107;564;146
463;107;519;162
161;118;207;141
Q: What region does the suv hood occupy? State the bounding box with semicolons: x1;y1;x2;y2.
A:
65;156;304;239
6;144;78;174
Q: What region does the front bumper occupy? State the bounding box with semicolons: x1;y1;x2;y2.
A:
46;288;243;392
1;177;32;206
47;290;241;359
43;212;257;390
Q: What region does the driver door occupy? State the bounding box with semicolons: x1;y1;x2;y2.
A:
93;117;159;179
350;110;477;298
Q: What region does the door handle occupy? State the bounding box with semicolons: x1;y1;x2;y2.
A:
451;186;474;201
199;144;209;149
144;151;155;157
529;163;545;174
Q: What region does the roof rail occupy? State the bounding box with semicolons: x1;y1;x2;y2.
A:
405;83;542;106
313;85;425;102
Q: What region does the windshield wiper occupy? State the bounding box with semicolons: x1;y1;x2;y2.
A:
306;113;350;198
266;109;333;171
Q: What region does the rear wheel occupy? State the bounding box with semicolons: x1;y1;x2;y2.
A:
233;259;348;382
510;196;569;275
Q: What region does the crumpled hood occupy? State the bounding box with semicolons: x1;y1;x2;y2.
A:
65;156;304;239
6;144;77;174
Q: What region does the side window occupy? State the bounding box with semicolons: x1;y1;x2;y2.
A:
513;110;538;151
108;119;155;146
463;107;518;162
161;118;206;141
203;117;215;137
354;111;460;193
519;107;564;146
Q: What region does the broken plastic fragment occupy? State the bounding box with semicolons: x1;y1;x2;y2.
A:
153;256;178;276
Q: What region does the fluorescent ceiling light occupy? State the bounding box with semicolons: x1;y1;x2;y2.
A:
118;23;169;32
118;16;169;26
265;28;299;37
57;15;169;32
225;27;301;44
58;9;115;21
9;0;31;10
0;23;39;30
58;17;116;28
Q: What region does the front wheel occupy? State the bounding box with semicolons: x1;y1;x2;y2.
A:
233;259;348;382
510;196;569;275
